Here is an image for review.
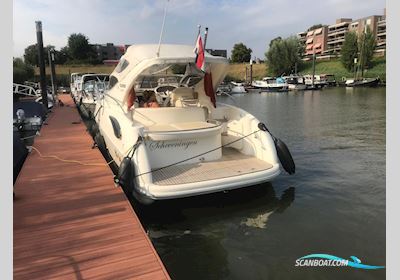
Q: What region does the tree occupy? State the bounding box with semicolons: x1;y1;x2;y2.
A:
23;44;38;66
55;46;70;64
265;36;302;76
13;58;34;84
307;24;323;31
340;31;358;72
231;43;252;63
269;37;282;48
67;33;96;61
23;44;58;66
359;26;376;72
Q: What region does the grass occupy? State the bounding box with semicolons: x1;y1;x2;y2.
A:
300;57;386;82
34;57;385;85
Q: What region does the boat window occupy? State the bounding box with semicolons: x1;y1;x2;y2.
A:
109;75;118;89
114;58;129;73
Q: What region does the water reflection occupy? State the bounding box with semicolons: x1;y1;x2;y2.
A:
132;184;295;280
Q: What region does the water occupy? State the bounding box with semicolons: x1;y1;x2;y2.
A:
133;87;386;280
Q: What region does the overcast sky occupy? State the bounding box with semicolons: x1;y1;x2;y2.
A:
13;0;385;59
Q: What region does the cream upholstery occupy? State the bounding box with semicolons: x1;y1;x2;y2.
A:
170;87;198;107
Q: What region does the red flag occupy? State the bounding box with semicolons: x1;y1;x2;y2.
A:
204;71;216;108
194;34;205;71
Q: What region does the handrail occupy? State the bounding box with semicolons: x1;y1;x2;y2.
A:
13;83;40;97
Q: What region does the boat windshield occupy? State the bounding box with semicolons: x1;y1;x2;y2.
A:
134;62;204;93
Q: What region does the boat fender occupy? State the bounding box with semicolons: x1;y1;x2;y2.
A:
79;104;90;119
114;156;133;191
258;122;295;175
94;132;106;151
89;122;99;135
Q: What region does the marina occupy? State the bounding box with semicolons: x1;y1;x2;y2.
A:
10;1;389;279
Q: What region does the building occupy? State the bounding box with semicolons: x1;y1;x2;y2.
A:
376;16;386;55
326;18;352;55
297;8;386;59
205;49;227;58
304;26;328;56
92;43;130;62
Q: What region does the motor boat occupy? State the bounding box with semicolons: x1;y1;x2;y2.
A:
94;44;294;204
70;72;83;101
283;76;307;91
76;74;110;118
229;81;247;94
303;75;328;89
251;77;288;91
345;77;380;87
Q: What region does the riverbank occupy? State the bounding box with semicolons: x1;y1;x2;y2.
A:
34;57;386;85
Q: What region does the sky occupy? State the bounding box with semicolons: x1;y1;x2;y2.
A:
13;0;385;59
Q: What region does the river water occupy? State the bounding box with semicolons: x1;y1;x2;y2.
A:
132;87;386;280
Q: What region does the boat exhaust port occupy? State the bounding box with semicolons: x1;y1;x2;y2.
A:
258;122;295;175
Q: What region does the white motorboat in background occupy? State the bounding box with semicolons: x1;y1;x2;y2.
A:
283;76;307;91
93;44;295;204
303;75;328;89
230;81;247;94
252;77;288;91
76;74;110;118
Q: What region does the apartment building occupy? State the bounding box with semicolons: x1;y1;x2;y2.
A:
326;18;352;54
304;26;328;56
376;17;386;55
297;8;386;58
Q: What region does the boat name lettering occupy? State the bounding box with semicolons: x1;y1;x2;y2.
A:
146;140;198;151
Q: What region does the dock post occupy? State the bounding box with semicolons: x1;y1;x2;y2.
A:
249;58;253;85
35;21;48;110
48;48;57;103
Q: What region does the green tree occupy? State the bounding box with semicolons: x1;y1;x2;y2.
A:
307;24;323;31
265;36;302;76
359;26;376;73
67;33;96;61
340;31;358;71
55;46;70;64
23;44;38;66
13;58;34;84
269;37;282;48
231;43;252;63
23;44;59;66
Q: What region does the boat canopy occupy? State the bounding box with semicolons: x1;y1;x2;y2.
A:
109;44;229;103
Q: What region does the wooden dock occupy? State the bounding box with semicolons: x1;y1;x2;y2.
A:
13;95;170;280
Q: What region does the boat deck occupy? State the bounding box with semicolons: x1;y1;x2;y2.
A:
152;148;273;185
14;95;170;280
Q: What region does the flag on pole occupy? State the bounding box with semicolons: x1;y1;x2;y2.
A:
194;34;205;71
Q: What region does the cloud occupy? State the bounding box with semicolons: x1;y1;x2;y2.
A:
13;0;385;59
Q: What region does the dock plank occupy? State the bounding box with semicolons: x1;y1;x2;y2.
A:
14;95;170;280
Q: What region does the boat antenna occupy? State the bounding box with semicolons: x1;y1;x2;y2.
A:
203;27;209;50
195;24;201;42
156;0;170;57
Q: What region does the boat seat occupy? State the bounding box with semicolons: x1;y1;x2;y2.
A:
170;87;199;107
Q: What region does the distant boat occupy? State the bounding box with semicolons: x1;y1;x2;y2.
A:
74;73;110;118
230;82;247;94
345;77;380;87
252;77;288;91
283;76;307;91
303;75;328;89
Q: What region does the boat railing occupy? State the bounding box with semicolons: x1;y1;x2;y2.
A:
13;83;41;98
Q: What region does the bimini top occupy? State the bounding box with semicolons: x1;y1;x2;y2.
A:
109;44;229;102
